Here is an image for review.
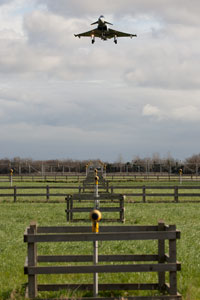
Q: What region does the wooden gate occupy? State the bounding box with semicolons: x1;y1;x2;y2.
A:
24;220;181;299
65;193;125;222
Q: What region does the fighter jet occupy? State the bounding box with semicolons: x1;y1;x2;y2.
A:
74;15;137;44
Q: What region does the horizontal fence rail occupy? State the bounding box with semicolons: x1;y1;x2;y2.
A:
106;174;200;182
1;185;200;202
0;185;81;202
1;173;200;182
24;221;181;300
109;185;200;203
0;174;85;183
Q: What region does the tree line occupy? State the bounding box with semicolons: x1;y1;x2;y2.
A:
0;153;200;174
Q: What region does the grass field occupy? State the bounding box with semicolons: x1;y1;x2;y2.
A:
0;179;200;299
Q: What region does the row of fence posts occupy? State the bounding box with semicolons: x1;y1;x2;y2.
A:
5;170;191;191
6;185;187;203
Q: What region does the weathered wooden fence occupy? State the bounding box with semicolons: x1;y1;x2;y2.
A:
0;174;85;183
1;173;200;183
109;185;200;202
24;221;181;299
65;193;125;222
1;185;200;203
0;185;82;202
107;174;200;182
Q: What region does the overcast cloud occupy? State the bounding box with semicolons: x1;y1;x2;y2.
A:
0;0;200;161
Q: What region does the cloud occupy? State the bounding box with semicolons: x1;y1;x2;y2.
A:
0;0;13;5
123;31;200;90
38;0;200;26
142;103;200;123
0;36;61;75
24;10;79;47
172;105;200;122
0;0;200;161
142;104;164;120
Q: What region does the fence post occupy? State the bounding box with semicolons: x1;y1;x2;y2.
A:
158;220;165;291
66;196;70;222
14;186;17;202
27;221;37;298
79;186;81;202
169;225;177;295
174;186;178;202
79;186;81;194
111;186;113;194
46;185;50;202
120;195;125;223
142;186;146;203
106;181;109;193
70;196;73;221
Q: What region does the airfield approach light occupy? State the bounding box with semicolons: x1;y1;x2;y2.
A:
90;209;102;233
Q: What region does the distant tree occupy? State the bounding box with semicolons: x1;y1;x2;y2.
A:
184;154;200;174
132;155;146;172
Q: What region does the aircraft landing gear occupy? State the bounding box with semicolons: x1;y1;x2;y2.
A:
91;35;95;44
114;35;118;44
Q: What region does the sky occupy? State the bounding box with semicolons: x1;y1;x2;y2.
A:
0;0;200;162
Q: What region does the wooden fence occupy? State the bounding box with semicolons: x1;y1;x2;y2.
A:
65;193;125;222
0;174;85;183
24;221;181;299
109;185;200;202
0;185;81;202
1;185;200;202
106;174;200;182
1;173;200;182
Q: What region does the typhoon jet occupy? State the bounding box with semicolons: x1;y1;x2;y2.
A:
74;15;137;44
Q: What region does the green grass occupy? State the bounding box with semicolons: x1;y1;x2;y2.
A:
0;200;200;299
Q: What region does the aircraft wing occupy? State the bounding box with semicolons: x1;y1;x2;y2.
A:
107;28;137;39
74;28;101;38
